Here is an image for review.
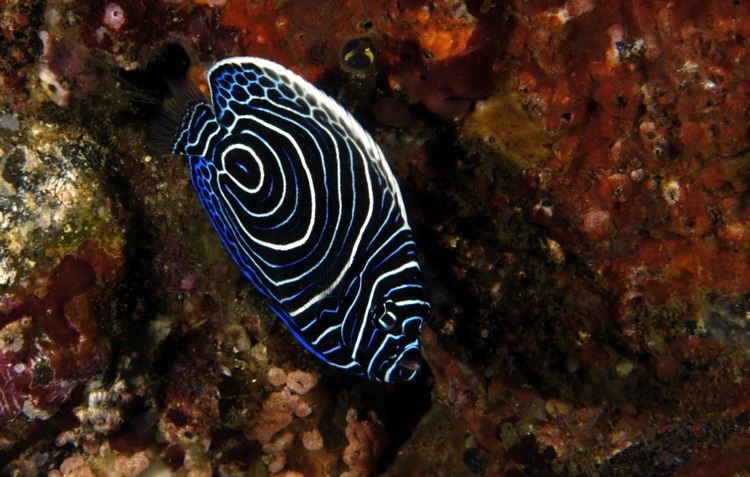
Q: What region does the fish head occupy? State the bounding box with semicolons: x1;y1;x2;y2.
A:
366;297;428;382
346;271;429;382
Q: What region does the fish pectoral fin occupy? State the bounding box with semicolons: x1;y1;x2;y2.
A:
149;79;218;157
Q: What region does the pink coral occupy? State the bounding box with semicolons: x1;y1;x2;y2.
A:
267;367;287;387
249;368;321;474
113;451;150;477
263;389;309;418
285;370;317;395
103;3;126;31
302;429;323;451
341;409;387;477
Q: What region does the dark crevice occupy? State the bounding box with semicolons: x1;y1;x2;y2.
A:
377;372;433;472
119;42;192;115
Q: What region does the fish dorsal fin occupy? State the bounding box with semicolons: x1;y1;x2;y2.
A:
207;57;331;132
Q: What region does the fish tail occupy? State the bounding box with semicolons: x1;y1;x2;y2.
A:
148;78;212;155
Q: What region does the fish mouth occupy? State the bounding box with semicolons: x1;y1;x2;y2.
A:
397;359;421;372
384;346;423;382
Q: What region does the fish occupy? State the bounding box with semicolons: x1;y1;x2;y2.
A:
150;57;429;382
340;37;376;75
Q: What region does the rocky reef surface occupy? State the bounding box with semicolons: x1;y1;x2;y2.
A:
1;0;749;475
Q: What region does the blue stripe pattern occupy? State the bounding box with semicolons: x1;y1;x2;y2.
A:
160;57;428;382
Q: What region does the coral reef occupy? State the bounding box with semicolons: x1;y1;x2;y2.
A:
1;0;750;475
0;113;125;463
0;256;106;441
502;1;750;338
250;368;320;474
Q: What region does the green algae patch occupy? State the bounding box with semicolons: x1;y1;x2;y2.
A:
0;118;123;288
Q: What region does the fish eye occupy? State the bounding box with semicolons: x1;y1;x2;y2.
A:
340;37;376;75
371;299;397;331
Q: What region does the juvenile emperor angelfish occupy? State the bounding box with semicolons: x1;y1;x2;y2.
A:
152;57;429;382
